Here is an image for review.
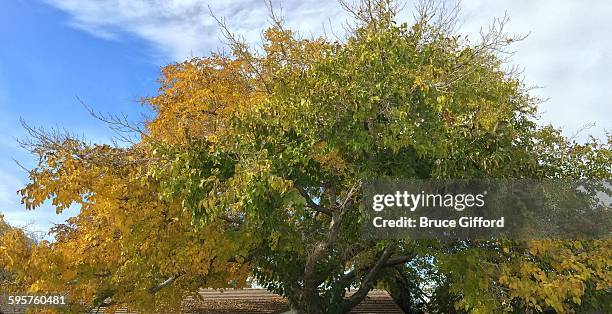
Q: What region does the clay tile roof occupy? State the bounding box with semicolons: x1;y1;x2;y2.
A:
86;288;404;314
184;289;288;313
183;288;405;314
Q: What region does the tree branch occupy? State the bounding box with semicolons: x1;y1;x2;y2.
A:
385;254;415;267
208;7;272;94
341;245;397;311
336;251;415;292
148;273;182;294
296;185;332;216
339;181;360;210
302;204;344;304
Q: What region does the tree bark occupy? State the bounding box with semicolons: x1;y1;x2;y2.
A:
340;245;395;311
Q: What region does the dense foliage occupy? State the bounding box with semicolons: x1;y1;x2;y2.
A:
1;1;610;313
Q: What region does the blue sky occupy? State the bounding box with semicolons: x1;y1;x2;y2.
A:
0;0;610;235
0;1;160;233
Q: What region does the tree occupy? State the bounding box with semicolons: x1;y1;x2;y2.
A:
0;215;20;288
5;0;610;313
0;215;38;294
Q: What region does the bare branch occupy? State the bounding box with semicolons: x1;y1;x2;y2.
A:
77;96;149;144
12;157;31;173
340;181;360;210
414;0;461;35
18;118;153;169
208;6;272;94
265;0;285;30
569;122;596;142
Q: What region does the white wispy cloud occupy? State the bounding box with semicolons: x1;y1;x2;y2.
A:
458;0;612;140
44;0;611;138
44;0;346;62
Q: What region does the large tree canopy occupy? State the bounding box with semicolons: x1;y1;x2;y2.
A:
2;1;610;313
